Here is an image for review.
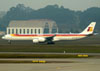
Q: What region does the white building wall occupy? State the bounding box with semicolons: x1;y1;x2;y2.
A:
40;28;43;34
21;28;23;34
17;28;19;34
29;29;31;34
7;27;43;34
32;28;34;34
36;28;38;34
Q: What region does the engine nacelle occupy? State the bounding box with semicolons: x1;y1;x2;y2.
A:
33;37;46;43
33;39;39;43
38;37;46;42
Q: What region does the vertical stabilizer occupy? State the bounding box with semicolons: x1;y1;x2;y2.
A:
80;22;96;34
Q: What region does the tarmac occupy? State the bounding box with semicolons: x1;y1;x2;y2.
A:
0;58;100;71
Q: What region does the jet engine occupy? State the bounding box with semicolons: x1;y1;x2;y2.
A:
33;39;39;43
32;37;46;43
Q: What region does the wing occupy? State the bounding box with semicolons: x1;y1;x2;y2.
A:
45;34;56;42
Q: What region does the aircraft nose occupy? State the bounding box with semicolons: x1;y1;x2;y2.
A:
2;36;5;39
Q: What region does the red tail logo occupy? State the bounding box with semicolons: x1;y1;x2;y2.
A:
87;27;93;32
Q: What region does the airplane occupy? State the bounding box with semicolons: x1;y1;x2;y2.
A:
2;22;96;44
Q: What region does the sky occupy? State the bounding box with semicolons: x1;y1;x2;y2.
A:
0;0;100;11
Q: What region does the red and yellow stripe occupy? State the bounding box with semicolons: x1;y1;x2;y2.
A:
11;34;86;37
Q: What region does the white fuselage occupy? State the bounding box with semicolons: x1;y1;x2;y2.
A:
2;34;87;42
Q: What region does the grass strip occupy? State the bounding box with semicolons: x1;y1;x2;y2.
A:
0;54;91;58
0;45;100;53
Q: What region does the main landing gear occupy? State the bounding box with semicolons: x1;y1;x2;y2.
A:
8;40;11;44
47;41;55;44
